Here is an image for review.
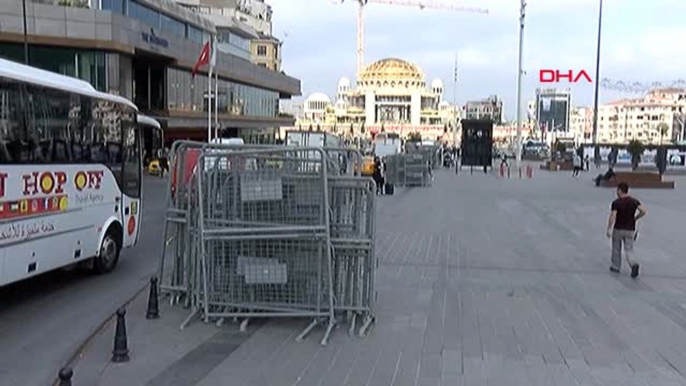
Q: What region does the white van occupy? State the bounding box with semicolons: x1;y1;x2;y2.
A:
205;137;254;171
211;137;245;146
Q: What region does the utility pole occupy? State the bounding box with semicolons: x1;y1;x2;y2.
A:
591;0;603;157
356;0;367;77
515;0;526;172
453;52;459;148
22;0;29;65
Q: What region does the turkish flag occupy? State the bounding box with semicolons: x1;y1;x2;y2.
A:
192;41;211;77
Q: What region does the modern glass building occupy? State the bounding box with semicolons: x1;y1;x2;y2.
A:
535;88;571;134
0;0;301;144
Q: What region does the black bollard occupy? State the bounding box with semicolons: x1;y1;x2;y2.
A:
111;308;130;363
58;367;73;386
146;276;160;320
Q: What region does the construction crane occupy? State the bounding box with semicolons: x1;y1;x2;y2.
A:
600;78;686;94
334;0;489;76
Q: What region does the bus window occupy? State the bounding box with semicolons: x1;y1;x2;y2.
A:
0;78;25;164
53;139;71;163
71;141;84;163
90;142;107;164
25;84;72;164
122;113;141;198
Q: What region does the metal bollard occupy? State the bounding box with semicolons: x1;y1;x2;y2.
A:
58;367;73;386
146;276;160;320
112;308;130;363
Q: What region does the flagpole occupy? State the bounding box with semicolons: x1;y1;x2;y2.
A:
208;64;212;143
213;34;219;140
214;71;219;140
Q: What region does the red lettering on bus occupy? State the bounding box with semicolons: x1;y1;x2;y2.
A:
0;173;7;198
22;172;40;195
54;172;67;193
23;171;68;196
87;170;104;189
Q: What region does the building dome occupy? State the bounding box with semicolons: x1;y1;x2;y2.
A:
358;58;426;85
306;92;331;104
431;78;444;89
305;92;332;114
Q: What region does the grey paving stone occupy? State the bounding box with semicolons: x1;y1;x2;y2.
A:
75;171;686;386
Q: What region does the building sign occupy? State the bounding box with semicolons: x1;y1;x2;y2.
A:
142;31;169;48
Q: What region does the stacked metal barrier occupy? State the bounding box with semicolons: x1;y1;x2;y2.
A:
158;141;376;345
385;150;435;187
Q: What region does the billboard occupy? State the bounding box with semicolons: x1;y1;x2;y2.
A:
537;93;570;132
581;146;683;169
667;149;686;169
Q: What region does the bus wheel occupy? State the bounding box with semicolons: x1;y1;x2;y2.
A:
94;228;121;274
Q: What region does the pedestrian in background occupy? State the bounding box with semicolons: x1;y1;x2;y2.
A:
572;153;582;177
373;157;383;195
606;182;648;278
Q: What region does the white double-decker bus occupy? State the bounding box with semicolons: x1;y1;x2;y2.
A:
0;58;143;286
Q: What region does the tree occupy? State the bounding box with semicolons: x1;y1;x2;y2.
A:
627;139;645;171
656;147;667;176
658;122;670;145
554;140;567;154
553;140;567;160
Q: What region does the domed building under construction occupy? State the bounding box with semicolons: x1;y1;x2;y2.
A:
299;58;458;139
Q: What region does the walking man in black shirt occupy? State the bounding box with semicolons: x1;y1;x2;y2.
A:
606;182;648;278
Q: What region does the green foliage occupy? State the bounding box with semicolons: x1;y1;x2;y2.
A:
627;140;645;170
554;140;567;154
657;122;670;144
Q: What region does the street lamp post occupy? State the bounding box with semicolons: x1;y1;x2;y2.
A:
591;0;603;154
22;0;29;65
515;0;526;173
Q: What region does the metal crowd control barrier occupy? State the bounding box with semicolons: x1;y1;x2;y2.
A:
197;147;335;344
385;151;434;187
158;141;279;309
157;141;376;345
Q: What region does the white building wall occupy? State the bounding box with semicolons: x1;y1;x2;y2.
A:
365;92;376;125
410;91;421;126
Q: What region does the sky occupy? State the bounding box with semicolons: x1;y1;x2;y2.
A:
267;0;686;121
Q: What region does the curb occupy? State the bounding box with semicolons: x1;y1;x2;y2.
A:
52;276;152;386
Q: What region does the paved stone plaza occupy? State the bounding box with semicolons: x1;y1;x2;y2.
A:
75;169;686;385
